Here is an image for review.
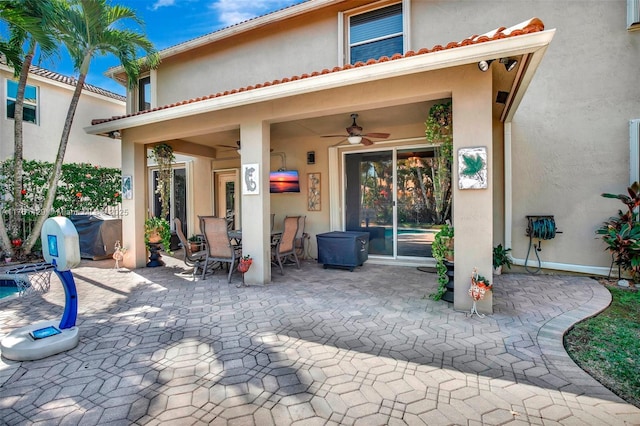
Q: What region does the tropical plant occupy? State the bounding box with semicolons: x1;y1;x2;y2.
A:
149;143;175;220
19;0;159;255
145;216;171;253
596;182;640;281
430;224;454;300
493;244;513;269
0;0;59;254
424;102;453;224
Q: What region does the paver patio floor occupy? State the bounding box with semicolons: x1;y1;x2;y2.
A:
1;255;639;425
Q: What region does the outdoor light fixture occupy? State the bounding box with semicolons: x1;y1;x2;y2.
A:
347;135;363;144
477;59;494;72
108;130;121;139
500;58;518;72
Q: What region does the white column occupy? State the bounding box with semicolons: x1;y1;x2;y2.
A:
121;137;148;268
239;120;271;285
452;86;494;314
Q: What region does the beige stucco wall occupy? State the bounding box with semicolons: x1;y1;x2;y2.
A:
112;0;640;285
1;68;125;168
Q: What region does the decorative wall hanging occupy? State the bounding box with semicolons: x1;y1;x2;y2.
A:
308;173;320;211
242;163;259;195
458;146;488;189
122;175;132;200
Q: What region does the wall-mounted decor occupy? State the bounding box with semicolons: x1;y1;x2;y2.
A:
308;173;321;211
242;163;259;195
458;147;488;189
122;175;133;199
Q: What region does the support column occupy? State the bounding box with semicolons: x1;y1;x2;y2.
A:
452;84;494;314
239;120;271;285
121;137;147;268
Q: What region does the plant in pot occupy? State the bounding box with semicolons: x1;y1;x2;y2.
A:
492;244;512;275
188;234;203;253
429;224;454;301
145;216;172;253
596;181;640;282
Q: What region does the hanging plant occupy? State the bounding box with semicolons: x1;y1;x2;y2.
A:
425;102;453;225
149;143;175;219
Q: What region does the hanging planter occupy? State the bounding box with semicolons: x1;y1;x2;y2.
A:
149;143;175;220
238;255;253;273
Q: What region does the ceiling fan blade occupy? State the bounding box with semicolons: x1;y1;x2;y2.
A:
322;134;349;138
363;132;390;139
361;138;374;146
217;145;238;149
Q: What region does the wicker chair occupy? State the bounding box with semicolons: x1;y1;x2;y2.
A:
272;216;300;275
200;216;241;282
174;218;206;277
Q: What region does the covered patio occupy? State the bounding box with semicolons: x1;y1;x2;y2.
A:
0;257;638;424
87;19;555;314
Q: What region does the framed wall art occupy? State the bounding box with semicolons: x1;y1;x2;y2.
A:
307;173;320;211
122;175;133;199
242;163;260;195
458;147;488;189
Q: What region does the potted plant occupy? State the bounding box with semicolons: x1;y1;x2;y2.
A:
238;254;253;273
492;244;512;275
596;181;640;282
469;267;492;302
430;224;454;301
188;234;203;252
145;216;172;253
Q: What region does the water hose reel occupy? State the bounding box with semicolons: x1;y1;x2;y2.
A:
525;215;562;273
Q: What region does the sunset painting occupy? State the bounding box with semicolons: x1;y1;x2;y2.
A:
270;170;300;193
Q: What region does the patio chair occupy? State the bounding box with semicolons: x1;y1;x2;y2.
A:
174;218;206;277
272;216;300;275
200;216;241;282
292;215;307;258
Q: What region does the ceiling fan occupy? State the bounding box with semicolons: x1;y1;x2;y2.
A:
322;113;390;146
216;140;241;151
216;140;273;153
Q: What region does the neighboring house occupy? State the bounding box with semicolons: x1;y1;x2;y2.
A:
88;0;640;314
1;59;125;168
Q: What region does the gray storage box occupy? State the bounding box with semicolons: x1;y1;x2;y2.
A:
316;231;369;271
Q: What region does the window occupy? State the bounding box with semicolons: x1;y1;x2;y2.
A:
348;2;404;64
6;80;38;124
138;76;151;112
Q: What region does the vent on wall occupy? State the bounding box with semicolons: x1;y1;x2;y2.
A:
629;0;640;31
630;119;640;184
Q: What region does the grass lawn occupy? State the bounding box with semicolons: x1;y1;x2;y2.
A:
564;283;640;408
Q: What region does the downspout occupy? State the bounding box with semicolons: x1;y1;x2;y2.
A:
503;123;610;276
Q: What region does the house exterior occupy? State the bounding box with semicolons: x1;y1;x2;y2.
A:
87;0;640;314
1;60;125;168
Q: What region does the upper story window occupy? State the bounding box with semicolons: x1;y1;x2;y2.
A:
138;75;151;112
348;2;404;64
6;80;38;124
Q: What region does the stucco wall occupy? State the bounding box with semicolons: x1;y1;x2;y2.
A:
1;68;125;168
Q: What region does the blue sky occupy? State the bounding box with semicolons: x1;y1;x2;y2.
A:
35;0;303;96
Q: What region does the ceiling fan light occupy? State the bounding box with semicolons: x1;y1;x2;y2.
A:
348;135;362;144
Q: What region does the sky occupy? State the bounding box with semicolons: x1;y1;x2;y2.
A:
24;0;304;96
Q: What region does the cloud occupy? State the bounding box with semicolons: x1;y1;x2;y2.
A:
151;0;176;11
208;0;299;27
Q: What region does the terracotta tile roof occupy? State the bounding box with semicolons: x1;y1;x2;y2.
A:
91;18;544;126
29;65;126;102
1;57;126;102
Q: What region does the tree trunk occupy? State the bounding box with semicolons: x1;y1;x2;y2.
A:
8;40;35;247
23;73;86;254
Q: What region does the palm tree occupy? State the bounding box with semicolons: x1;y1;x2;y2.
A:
0;0;59;254
22;0;160;253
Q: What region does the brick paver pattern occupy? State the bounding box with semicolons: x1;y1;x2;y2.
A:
1;256;639;425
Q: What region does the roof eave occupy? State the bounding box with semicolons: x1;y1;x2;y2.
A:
87;29;555;135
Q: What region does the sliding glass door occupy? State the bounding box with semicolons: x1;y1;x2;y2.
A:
345;147;451;259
